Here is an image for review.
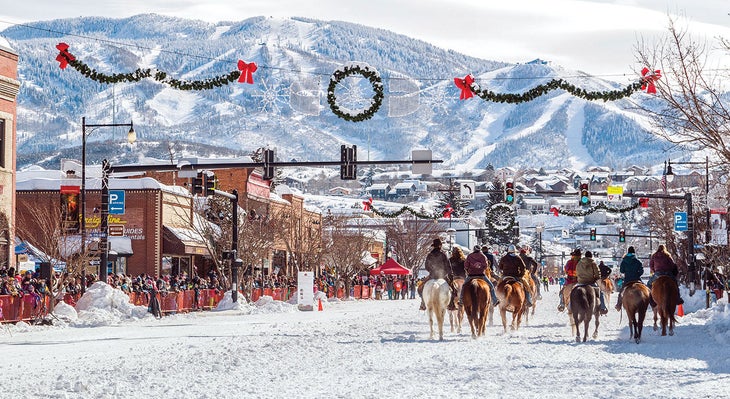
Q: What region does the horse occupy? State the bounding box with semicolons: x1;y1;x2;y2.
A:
651;276;679;336
422;278;451;340
461;278;491;338
569;284;600;342
621;281;650;343
495;277;526;333
560;282;576;331
599;278;614;309
449;278;465;334
522;271;538;322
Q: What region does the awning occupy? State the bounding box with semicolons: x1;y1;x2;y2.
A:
108;236;133;256
163;226;210;256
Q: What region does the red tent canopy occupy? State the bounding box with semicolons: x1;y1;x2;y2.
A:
369;258;412;275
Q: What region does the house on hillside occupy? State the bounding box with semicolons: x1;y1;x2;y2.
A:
365;183;391;200
328;186;352;196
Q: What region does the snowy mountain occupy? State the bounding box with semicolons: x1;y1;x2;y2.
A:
3;14;669;171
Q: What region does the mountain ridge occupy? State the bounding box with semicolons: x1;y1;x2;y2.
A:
3;14;669;172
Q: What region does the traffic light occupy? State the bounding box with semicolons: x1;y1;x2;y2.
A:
579;181;590;206
262;148;275;180
204;173;216;196
504;179;515;204
590;228;596;241
340;144;357;180
619;229;626;242
192;172;204;195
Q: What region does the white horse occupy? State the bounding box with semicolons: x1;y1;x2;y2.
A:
422;278;451;340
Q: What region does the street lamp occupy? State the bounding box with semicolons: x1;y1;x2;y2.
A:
535;224;544;266
81;117;135;281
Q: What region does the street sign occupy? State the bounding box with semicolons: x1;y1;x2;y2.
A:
674;212;688;231
460;181;475;200
606;185;623;203
411;149;432;175
562;229;569;238
109;190;125;215
108;225;125;236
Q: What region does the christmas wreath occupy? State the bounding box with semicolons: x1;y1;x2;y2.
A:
486;203;516;232
327;63;384;122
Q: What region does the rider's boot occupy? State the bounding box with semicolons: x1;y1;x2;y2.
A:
525;290;533;307
614;292;623;312
557;287;565;312
447;286;457;311
599;290;608;315
419;298;426;311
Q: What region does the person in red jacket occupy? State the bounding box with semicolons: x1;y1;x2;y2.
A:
648;244;684;305
557;248;581;312
459;246;500;306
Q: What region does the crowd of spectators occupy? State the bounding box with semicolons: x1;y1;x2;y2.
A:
0;268;50;310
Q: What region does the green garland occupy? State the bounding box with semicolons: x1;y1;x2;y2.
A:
485;203;516;232
470;79;643;103
327;64;384;122
65;59;241;90
557;202;640;217
369;205;440;220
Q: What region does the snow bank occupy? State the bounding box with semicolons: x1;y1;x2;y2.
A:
52;300;78;322
72;282;150;326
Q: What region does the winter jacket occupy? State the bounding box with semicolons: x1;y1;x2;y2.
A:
576;257;600;284
598;262;612;279
498;254;526;278
619;253;643;282
519;253;539;274
464;251;489;276
450;257;466;278
425;249;452;280
564;256;580;284
482;251;497;273
649;251;678;276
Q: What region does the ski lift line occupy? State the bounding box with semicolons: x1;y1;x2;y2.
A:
7;19;720;82
107;159;443;174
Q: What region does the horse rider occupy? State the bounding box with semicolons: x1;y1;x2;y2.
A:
557;248;581;312
460;245;500;307
599;261;612;281
647;244;684;305
419;238;458;311
614;246;644;311
450;246;467;281
576;250;609;314
519;245;542;300
481;245;499;276
497;244;533;307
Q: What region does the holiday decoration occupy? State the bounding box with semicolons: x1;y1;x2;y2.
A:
443;204;454;218
55;43;253;90
362;198;373;211
638;197;649;208
555;202;639;217
237;60;258;84
486;203;516;232
454;74;475;100
550;206;560;217
368;204;440;220
327;63;384;122
55;42;75;69
640;67;662;94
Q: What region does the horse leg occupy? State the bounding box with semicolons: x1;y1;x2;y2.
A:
500;308;508;333
437;308;446;341
636;309;646;344
573;313;582;342
653;306;658;331
592;307;600;339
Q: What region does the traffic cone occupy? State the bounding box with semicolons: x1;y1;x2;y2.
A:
318;298;323;311
676;304;684;317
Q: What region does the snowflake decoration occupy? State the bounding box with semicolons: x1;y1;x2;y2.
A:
332;74;376;112
252;77;289;113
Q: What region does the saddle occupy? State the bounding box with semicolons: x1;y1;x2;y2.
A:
502;276;519;284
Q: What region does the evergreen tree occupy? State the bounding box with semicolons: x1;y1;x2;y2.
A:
483;178;514;247
434;181;472;218
359;166;376;195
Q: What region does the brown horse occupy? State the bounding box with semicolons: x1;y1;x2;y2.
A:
461;278;491;338
449;278;465;334
569;284;600;342
496;277;526;332
522;271;538;322
560;282;576;332
599;278;614;308
651;276;679;336
621;281;650;343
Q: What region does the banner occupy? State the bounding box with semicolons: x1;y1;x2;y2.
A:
297;271;314;311
710;209;728;246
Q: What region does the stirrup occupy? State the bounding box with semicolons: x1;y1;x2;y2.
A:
557;303;565;312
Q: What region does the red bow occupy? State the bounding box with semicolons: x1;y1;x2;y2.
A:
443;204;453;218
237;60;258;84
363;198;373;211
639;197;649;208
640;67;661;94
56;42;75;69
550;206;559;217
453;74;475;100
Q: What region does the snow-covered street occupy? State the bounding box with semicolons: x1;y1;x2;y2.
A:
2;283;730;399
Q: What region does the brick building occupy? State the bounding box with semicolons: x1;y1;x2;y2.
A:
0;36;19;269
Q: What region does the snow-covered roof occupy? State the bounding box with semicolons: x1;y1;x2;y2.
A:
0;35;15;54
368;183;390;190
394;182;416;189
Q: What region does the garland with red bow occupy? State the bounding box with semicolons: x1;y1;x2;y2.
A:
55;43;256;90
453;68;661;103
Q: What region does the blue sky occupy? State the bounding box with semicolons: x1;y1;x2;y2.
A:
1;0;728;77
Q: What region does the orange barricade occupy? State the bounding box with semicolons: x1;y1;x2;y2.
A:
273;288;283;301
327;288;334;298
251;288;262;302
263;288;273;297
353;285;362;299
336;288;344;299
160;292;180;314
361;285;370;299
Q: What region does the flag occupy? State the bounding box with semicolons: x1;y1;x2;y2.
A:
661;174;667;193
